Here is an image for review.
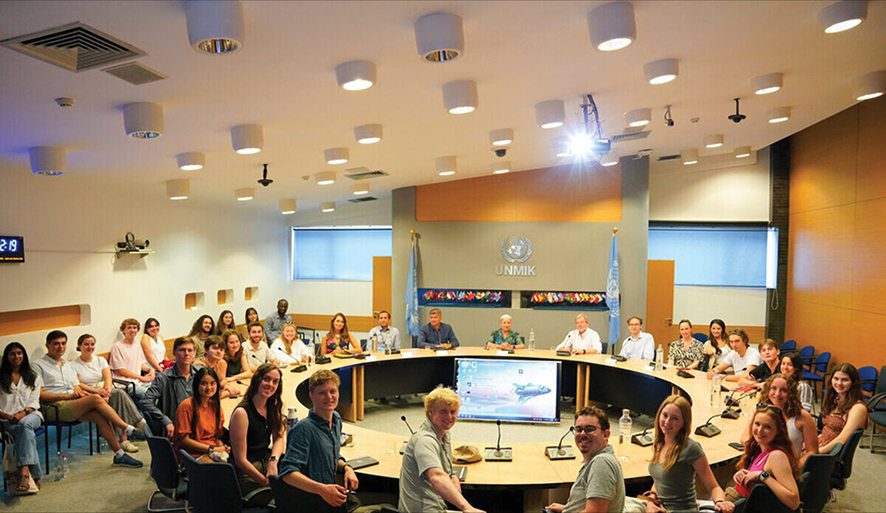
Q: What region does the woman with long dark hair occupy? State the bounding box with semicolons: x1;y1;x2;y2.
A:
238;308;265;344
216;310;236;336
778;354;814;413
140;317;167;372
321;312;361;355
173;367;228;462
819;363;868;453
0;342;44;493
702;319;730;370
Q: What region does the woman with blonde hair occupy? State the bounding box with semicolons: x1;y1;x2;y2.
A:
743;373;818;466
270;323;310;364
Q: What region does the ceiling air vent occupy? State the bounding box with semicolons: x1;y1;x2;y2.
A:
348;196;378;203
658;154;681;162
1;22;146;72
611;130;651;143
103;62;166;85
345;170;389;181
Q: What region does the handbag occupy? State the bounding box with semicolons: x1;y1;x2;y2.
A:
2;430;36;494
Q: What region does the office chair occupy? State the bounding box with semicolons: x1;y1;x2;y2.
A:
145;436;187;512
800;444;840;513
830;429;864;501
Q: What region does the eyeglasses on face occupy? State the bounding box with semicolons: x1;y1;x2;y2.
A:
755;403;783;415
574;425;599;435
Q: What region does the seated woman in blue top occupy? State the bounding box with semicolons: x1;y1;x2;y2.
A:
644;395;734;513
485;314;523;350
321;313;361;356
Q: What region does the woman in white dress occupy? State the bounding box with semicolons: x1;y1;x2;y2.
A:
270;323;310;365
140;317;167;372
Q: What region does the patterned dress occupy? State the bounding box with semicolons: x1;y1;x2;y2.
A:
668;339;705;368
487;329;521;347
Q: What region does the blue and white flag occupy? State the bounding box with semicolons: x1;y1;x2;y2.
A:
405;237;420;339
605;232;620;349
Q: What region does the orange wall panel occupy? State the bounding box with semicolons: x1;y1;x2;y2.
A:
853;198;886;315
857;96;886;202
785;299;854;368
787;205;854;308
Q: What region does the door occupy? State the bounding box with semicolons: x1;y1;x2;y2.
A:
646;260;675;360
372;256;392;318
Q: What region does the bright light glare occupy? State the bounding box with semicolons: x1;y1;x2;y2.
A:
569;133;593;157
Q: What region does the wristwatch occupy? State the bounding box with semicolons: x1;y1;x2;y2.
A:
269;455;278;462
208;445;215;453
760;471;770;481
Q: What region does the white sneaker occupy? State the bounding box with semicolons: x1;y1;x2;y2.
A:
120;440;139;453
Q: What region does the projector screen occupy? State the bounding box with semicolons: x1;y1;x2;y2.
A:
454;358;561;423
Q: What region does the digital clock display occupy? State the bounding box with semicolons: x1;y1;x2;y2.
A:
0;236;25;262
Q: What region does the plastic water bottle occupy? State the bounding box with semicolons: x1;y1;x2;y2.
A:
54;451;64;481
287;407;299;432
711;372;723;408
528;328;536;353
61;454;70;477
619;409;632;444
371;333;378;352
655;345;664;372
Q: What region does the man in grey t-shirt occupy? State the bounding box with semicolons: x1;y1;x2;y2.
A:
545;406;625;513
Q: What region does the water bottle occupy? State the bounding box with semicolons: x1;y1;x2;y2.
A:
61;454;70;477
618;409;632;444
711;372;723;408
287;407;299;432
371;333;378;352
382;332;389;354
54;451;64;481
528;328;536;353
655;345;664;372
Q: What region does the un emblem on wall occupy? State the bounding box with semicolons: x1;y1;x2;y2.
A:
500;237;533;263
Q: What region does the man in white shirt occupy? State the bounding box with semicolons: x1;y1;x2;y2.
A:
556;314;602;355
619;316;655;360
109;318;155;398
367;310;401;352
243;322;279;372
706;328;762;382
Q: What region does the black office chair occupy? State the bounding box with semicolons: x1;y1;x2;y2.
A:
866;365;886;452
145;436;187;512
180;450;272;513
40;402;97;470
830;429;863;500
269;474;347;513
800;444;840;513
733;480;802;513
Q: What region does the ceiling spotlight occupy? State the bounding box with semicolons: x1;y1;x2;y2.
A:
436;156;457;176
166;179;190;200
415;12;464;62
491;161;511;174
324;148;349;165
818;0;867;33
734;146;752;159
535;100;566;129
315;171;336;185
644;59;678;85
588;2;636;51
625;108;651;127
442;80;478;114
489;128;514;146
321;202;335;213
335;61;377;91
600;153;619;167
29;146;66;176
681;148;699;165
352;183;370;195
235;188;254;201
123;102;163;139
354;124;382;144
855;71;886;101
185;0;245;54
279;199;297;215
231;124;263;154
176;152;205;171
704;134;724;148
752;73;783;95
768;107;791;123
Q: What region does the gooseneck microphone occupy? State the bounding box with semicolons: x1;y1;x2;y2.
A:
494;420;503;457
695;413;727;437
631;421;655;447
401;415;415;435
725;388;756;407
485;419;513;461
556;426;575;455
545;426;576;460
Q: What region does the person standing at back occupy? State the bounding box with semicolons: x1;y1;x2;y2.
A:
264;299;292;346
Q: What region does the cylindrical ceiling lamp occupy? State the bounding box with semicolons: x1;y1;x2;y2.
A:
436;156;457;176
415;12;464;62
315;171;336;185
768;107;791;123
279;199;297;214
352;183;370;195
491;161;511;174
704;134;724;148
600;153;619;167
29;146;66;176
553;136;570;157
535;100;565;129
625;108;651;127
235;188;254;201
681;148;699;165
231;124;263;154
442;80;477;114
185;0;245;54
644;59;679;85
818;0;867;33
321;202;335;213
354;124;382;144
587;2;636;52
166;179;190;200
176;152;205;171
123;102;164;139
752;73;783;95
734;146;752;159
854;71;885;101
324;148;349;165
489;128;513;146
335;61;376;91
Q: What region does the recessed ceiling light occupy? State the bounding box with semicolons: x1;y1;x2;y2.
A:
855;71;886;101
752;73;783;95
354;124;382;144
185;0;245;54
315;172;336;185
600;153;619;167
324;148;349;165
279;199;297;214
235;188;254;201
166;179;190;200
29;146;66;176
768;107;791;123
704;134;724;148
436;156;457;176
491;161;510;174
176;152;205;171
352;183;370;195
587;2;636;51
818;0;867;33
644;59;679;85
335;61;377;91
681;148;699;165
231;124;263;154
321;202;335;213
123;102;164;139
625;108;651;127
442;80;478;114
415;12;464;62
535;100;565;129
489;128;513;146
734;146;752;158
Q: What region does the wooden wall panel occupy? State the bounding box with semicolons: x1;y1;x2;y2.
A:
857;96;886;202
789;107;858;214
415;164;622;222
787;205;854;307
0;304;83;336
784;299;853;366
853;198;886;315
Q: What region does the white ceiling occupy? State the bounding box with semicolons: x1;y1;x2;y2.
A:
1;1;884;213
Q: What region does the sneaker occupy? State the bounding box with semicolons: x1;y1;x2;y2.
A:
113;453;143;468
120;440;139;453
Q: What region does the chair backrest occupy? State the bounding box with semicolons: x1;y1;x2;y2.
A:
834;429;864;480
813;352;831;373
146;436;183;496
800;449;839;513
268;475;347;513
781;340;796;352
877;366;886;396
180;450;243;513
692;332;708;343
742;482;799;513
798;346;814;357
858;366;879;396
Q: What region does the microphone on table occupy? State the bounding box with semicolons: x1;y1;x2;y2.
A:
545;426;576;460
724;388;757;407
485;419;513;461
398;415;414;454
631;421;655;447
695;413;729;437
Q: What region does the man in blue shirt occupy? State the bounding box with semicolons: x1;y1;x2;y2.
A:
263;299;291;344
418;308;460;349
279;369;358;509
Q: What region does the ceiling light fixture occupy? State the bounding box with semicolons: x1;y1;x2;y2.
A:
442;80;478;114
704;134;724;148
324;148;349;165
176;152;205;171
415;12;464;62
166;179;190;200
231;124;263;154
335;61;377;91
854;71;886;101
734;146;752;159
489;128;514;146
768;107;791;123
752;73;783;95
625;108;651;127
681;148;699;165
321;202;335;213
123;102;164;139
354;124;382;144
235;188;254;201
587;2;636;51
818;0;867;33
644;59;679;84
315;172;336;185
279;199;297;215
29;146;66;176
600;153;619;167
553;136;570;158
436;156;457;176
535;100;566;129
185;0;245;54
352;183;370;195
491;161;511;174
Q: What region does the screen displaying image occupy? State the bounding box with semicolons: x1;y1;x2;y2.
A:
454;358;560;423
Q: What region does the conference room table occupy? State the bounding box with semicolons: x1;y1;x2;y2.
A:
224;347;750;509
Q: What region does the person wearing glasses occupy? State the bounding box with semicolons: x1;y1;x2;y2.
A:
742;374;818;467
619;316;655;360
726;404;800;510
544;405;625;513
